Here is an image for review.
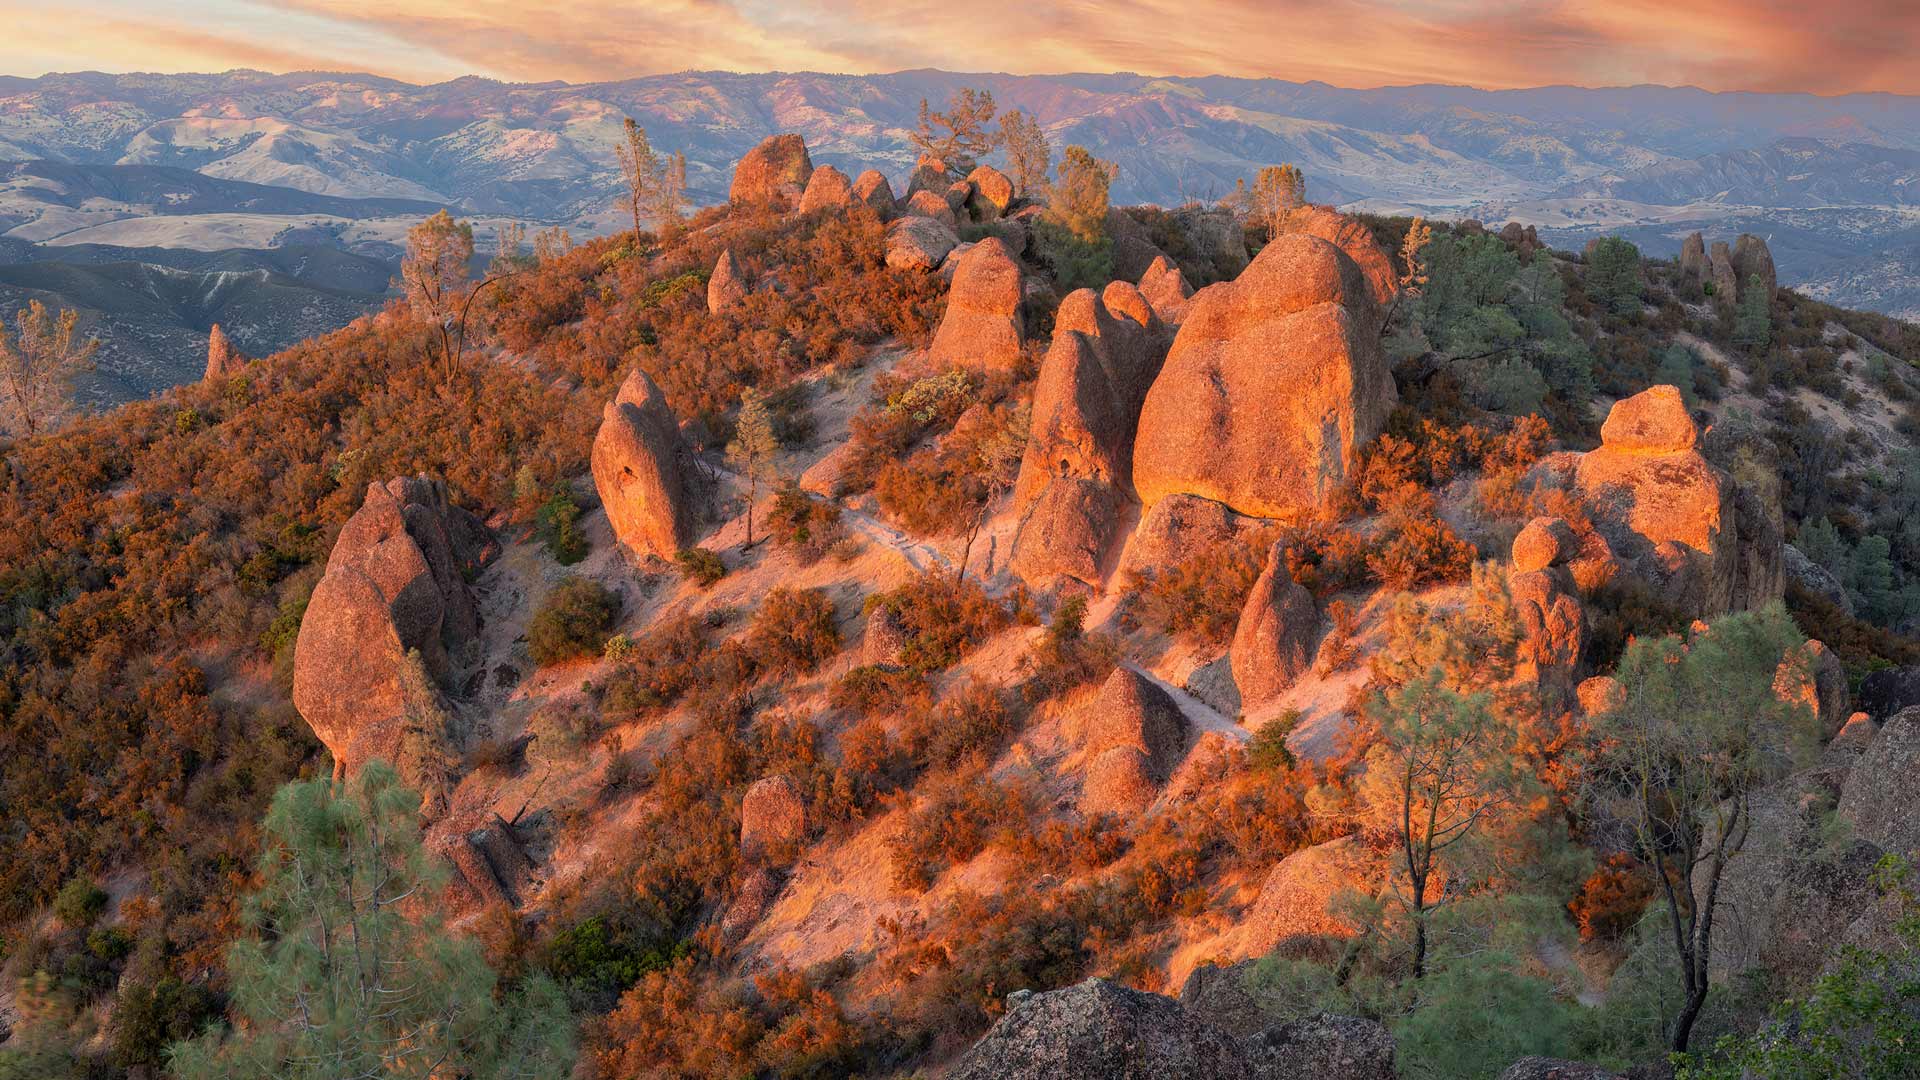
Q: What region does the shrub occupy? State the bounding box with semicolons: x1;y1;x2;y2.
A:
598;611;717;718
766;483;845;563
888;771;1017;892
537;487;589;565
1125;531;1272;644
748;588;841;675
864;573;1010;674
1569;854;1656;944
674;547;727;587
1246;710;1302;772
921;682;1015;769
1367;501;1476;591
52;878;107;926
110;976;221;1069
528;576;621;666
829;665;929;718
1021;599;1119;704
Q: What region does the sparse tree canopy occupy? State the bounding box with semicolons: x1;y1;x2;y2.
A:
1251;163;1306;235
728;387;778;547
402;209;518;382
999;108;1051;198
168;762;576;1079
1733;273;1772;351
1586;236;1644;315
0;300;98;438
615;117;686;240
910;88;1001;171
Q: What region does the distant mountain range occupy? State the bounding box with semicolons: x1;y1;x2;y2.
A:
5;68;1920;399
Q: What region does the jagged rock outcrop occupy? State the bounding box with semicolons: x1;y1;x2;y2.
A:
1732;233;1777;300
851;169;896;219
884;214;959;271
1773;639;1849;740
590;368;699;560
1139;255;1194;323
292;476;488;781
1702;416;1785;612
1509;517;1586;706
729;133;812;207
966;165;1014;219
1678;231;1707;280
204;323;248;379
926;236;1025;372
740;774;806;863
707;249;748;315
1838;706;1920;857
1784;543;1853;616
1708;240;1739;309
1132;224;1396;521
1230;544;1319;710
1081;668;1190;815
1010;287;1167;586
1573;386;1736;616
948;977;1252;1080
796;163;853;213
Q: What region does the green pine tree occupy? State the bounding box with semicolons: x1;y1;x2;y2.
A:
728;387;778;547
1586;237;1643;314
168;762;575;1079
1733;273;1772;350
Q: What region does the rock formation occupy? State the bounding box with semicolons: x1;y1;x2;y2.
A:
1702;418;1786;613
885;215;959;271
590;368;699;560
861;602;910;669
947;977;1252;1080
1838;706;1920;858
707;248;748;315
204;323;248;380
1139;255;1194;323
1708;240;1738;309
729;133;812;207
851;169;897;219
1117;493;1242;582
1509;517;1586;706
1230;544;1319;711
1499;1060;1623;1080
1241;1013;1398;1080
741;774;806;862
292;476;489;782
1678;232;1707;280
1108;209;1169;282
1010;287;1168;586
1784;543;1853;616
796;163;853;213
1242;836;1386;956
904;189;957;227
1132;223;1396;521
925;237;1025;372
1732;233;1777;300
966;165;1014;218
1573;386;1737;615
1080;668;1189;815
1773;639;1849;740
1286;206;1397;311
905;156;957;200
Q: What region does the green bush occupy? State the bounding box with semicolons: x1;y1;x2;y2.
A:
673;547;726;587
1246;710;1301;772
536;488;589;565
52;878;107;927
528;577;621;666
111;976;221;1069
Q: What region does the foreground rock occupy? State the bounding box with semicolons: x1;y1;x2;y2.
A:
1231;544;1319;710
590;368;700;560
1080;667;1189;815
729;133;812;207
293;476;489;781
1242;1013;1397;1080
884;215;959;271
1838;705;1920;857
1133;221;1396;520
1498;1060;1622;1080
925;236;1025;372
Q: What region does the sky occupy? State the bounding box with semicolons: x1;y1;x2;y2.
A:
4;0;1918;96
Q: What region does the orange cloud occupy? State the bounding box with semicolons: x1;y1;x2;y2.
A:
11;1;1920;96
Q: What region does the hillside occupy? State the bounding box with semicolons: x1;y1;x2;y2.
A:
2;135;1920;1079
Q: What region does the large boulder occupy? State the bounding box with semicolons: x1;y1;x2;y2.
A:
1108;209;1170;282
1574;386;1736;616
966;165;1014;218
1242;835;1377;956
729;133;812;207
1498;1060;1623;1080
1080;667;1190;815
1731;233;1777;300
905;155;958;199
740;774;806;863
1286;206;1397;311
1178;961;1272;1037
1858;667;1920;721
1784;543;1853;616
885;214;959;271
590;368;699;560
707;248;748;315
1242;1013;1397;1080
926;236;1025;372
1230;544;1319;710
796;163;853;213
1117;493;1241;582
1678;232;1707;280
1510;517;1586;705
851;169;896;219
905;188;958;227
1132;227;1396;521
1139;255;1194;323
1838;706;1920;857
293;476;488;781
204;323;247;380
948;977;1252;1080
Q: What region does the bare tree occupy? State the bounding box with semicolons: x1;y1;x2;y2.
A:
727;387;778;548
999;108;1051;197
615;117;687;241
401;210;508;383
0;300;98;437
1251;163;1306;235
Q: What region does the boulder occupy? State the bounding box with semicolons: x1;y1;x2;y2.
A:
905;156;958;199
1230;544;1320;710
966;165;1014;218
905;188;958;227
1009;478;1127;588
1858;666;1920;721
1100;280;1157;331
1773;639;1849;740
1178;960;1271;1038
925;236;1025;372
945;179;975;217
1286;206;1397;311
1242;1013;1398;1080
1574;386;1736;616
1708;241;1738;309
707;248;748;315
1080;667;1190;815
1118;493;1240;582
1132;227;1396;521
1512;516;1578;574
1576;675;1624;716
1242;835;1376;956
1139;255;1194;322
947;977;1253;1080
1838;706;1920;857
796;163;853;213
740;774;806;862
728;133;812;207
292;476;488;781
1108;209;1169;282
1783;543;1853;616
1678;232;1707;280
861;601;910;669
1824;713;1878;767
1510;521;1586;705
721;865;781;943
885;214;959;271
444;818;535;911
204;323;247;379
1499;1059;1623;1080
1731;234;1777;299
850;169;896;219
590;368;699;560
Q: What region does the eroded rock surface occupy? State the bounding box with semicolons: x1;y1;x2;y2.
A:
1231;544;1319;710
1080;668;1190;815
590;368;699;560
729;133;812;206
926;236;1025;372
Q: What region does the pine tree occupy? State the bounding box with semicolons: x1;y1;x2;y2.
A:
167;763;575;1079
1586;237;1644;314
1050;145;1116;243
998;108;1051;197
1656;345;1698;406
1733;273;1772;351
909;88;1000;171
615;117;656;242
728;388;778;547
401;210;501;382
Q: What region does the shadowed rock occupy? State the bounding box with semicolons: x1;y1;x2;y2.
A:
1732;233;1777;300
1774;639;1849;740
1839;706;1920;857
1510;516;1585;705
590;368;699;560
1678;231;1706;279
904;188;957;227
1139;255;1193;323
1708;240;1738;309
707;248;748;315
851;169;896;219
948;977;1252;1080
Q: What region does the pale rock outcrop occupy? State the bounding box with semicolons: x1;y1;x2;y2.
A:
884;214;959;271
1139;255;1194;323
1132;226;1396;521
1732;233;1777;300
1509;516;1586;704
948;977;1250;1080
1773;639;1849;740
1708;240;1739;309
926;236;1025;372
966;164;1014;218
204;323;247;380
590;368;699;560
1230;544;1319;710
851;169;896;219
1080;668;1190;815
292;476;488;781
1678;231;1707;280
707;248;748;315
796;163;853;213
905;188;958;227
740;774;806;862
729;133;812;207
1574;386;1737;616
